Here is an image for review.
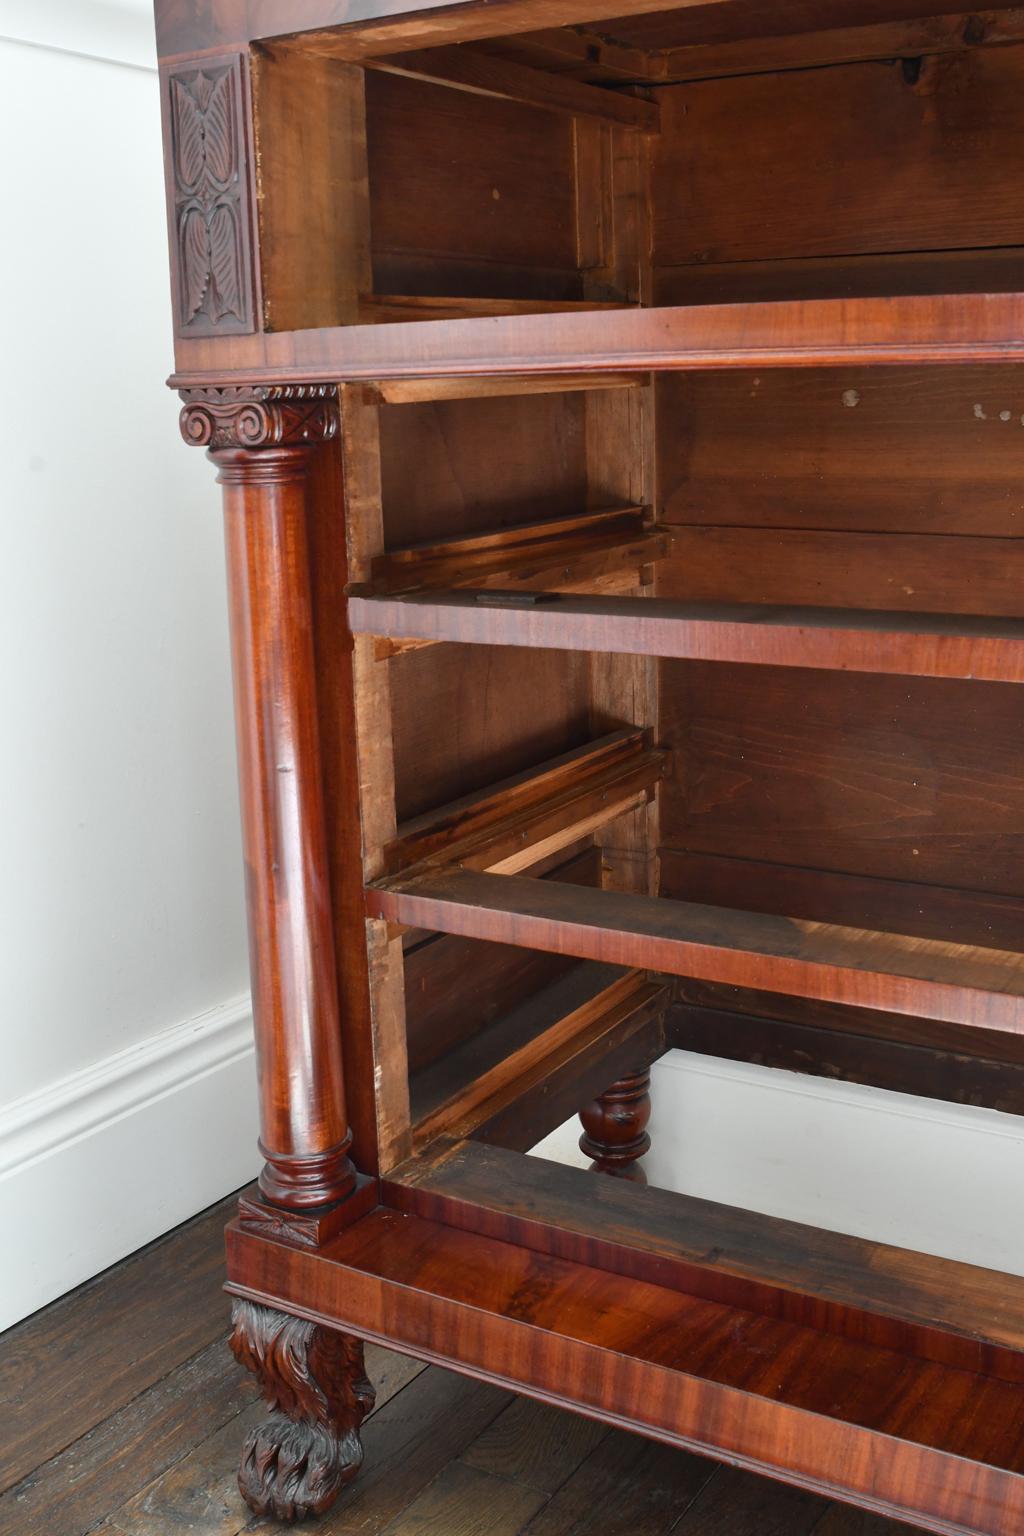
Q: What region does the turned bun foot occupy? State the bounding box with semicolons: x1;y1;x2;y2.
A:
579;1066;652;1183
230;1299;374;1523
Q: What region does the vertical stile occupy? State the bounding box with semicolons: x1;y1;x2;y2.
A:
341;384;413;1170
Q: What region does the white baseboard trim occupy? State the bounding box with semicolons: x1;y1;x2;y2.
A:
0;996;260;1333
532;1048;1024;1278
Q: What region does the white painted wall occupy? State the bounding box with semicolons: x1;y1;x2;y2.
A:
0;0;259;1331
535;1049;1024;1277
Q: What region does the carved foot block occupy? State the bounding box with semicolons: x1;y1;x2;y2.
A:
230;1299;374;1522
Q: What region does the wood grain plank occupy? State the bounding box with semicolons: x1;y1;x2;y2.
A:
653;48;1024;265
659;663;1024;896
459;1395;606;1492
656;366;1024;538
348;589;1024;684
389;642;592;822
377;1460;546;1535
518;1428;714;1534
100;1349;466;1536
654;245;1024;306
371;372;644;404
365;47;659;131
671;1466;826;1533
0;1193;239;1494
171;291;1024;387
409;969;666;1149
670;999;1024;1116
0;1337;254;1536
253;49;371;330
660;852;1024;955
372;511;662;596
367;870;1024;1033
366;71;579;300
661;527;1024;618
654;9;1024;82
385;1138;1024;1377
385;729;666;877
379;388;589;546
232;0;992;64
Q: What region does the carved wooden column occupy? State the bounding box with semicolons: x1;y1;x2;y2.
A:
180;386;357;1215
579;1066;652;1183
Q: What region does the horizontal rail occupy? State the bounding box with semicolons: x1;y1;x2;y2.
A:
349;590;1024;683
384;727;668;876
367;869;1024;1033
363;46;659;131
409;967;667;1149
171;292;1024;389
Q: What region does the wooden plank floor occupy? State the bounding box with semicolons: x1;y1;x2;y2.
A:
0;1190;933;1536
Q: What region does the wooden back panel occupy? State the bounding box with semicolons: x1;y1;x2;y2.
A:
366;70;582;302
652;45;1024;1066
653;45;1024;265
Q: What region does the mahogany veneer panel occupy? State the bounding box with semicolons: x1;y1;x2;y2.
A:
366;869;1024;1033
385;1139;1024;1378
226;1211;1024;1534
170;292;1024;385
349;589;1024;683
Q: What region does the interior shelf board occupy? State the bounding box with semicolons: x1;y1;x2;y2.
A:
348;590;1024;684
228;1208;1024;1535
366;869;1024;1033
385;1137;1024;1383
384;725;668;877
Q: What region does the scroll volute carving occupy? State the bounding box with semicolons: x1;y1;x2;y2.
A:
178;385;339;452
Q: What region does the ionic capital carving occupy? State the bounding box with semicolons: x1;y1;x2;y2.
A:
179;384;339;451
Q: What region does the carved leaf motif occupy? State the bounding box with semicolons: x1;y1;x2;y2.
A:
181;207;211;324
208;203;242;323
168;54;253;334
172;78;206;193
203;69;236;189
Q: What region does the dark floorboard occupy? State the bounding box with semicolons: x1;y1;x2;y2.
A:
0;1193;928;1536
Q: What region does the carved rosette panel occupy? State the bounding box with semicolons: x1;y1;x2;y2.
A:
179;385;339;451
230;1300;375;1521
167;54;256;336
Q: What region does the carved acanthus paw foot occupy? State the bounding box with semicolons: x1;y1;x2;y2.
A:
230;1299;374;1523
238;1413;365;1521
